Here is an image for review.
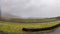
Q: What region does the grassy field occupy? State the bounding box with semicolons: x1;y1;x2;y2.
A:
1;17;57;23
0;21;60;34
0;17;60;34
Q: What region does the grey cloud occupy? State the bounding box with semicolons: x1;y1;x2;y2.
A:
1;0;60;18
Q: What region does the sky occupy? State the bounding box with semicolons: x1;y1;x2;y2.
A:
1;0;60;19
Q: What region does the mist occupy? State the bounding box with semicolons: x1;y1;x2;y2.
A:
1;0;60;19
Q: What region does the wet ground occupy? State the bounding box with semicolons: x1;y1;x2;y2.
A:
49;27;60;34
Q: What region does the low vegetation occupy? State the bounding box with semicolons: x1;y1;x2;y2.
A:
0;17;60;34
1;17;57;23
0;21;60;33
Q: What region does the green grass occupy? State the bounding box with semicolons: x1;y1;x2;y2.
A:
2;18;57;23
0;21;60;34
0;17;59;34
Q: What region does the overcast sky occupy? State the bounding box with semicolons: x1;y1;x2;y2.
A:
1;0;60;18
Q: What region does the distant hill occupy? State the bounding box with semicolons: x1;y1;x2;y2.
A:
0;16;57;23
1;12;60;23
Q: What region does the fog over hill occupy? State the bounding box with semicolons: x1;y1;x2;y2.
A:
1;0;60;19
